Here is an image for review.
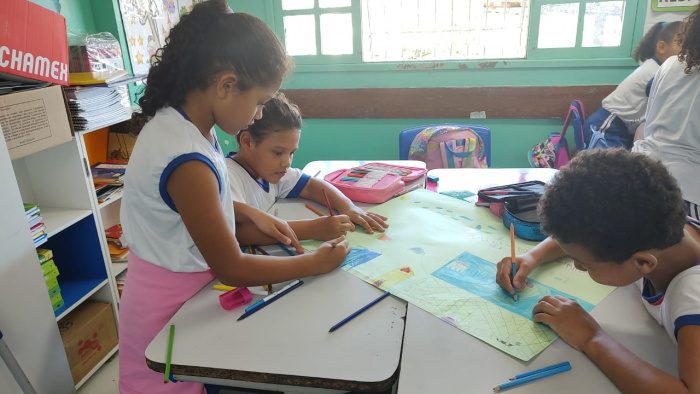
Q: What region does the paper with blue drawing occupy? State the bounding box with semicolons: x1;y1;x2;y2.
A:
304;189;614;361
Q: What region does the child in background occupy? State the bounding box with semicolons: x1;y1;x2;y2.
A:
583;21;682;150
496;149;700;393
633;7;700;220
227;92;390;240
118;2;348;393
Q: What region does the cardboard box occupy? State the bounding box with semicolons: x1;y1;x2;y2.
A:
0;85;73;160
0;0;69;85
58;302;118;384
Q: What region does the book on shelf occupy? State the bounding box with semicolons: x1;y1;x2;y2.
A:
108;241;129;261
64;85;132;132
37;248;53;264
24;203;47;246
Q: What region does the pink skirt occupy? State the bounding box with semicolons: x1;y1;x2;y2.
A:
119;252;214;394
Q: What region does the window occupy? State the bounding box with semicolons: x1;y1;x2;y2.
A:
276;0;640;64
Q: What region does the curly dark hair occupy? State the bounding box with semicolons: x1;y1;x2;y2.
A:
539;149;687;263
134;0;292;131
632;21;682;62
678;5;700;73
239;92;302;143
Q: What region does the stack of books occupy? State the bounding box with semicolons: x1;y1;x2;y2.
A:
37;248;64;312
106;224;128;263
92;162;127;204
64;85;132;132
24;203;47;247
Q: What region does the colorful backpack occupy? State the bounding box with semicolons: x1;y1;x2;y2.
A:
528;100;585;169
408;125;488;170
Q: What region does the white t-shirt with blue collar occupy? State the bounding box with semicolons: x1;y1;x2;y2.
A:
121;107;236;272
225;153;311;211
639;218;700;343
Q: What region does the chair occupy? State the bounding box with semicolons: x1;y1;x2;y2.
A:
399;124;492;167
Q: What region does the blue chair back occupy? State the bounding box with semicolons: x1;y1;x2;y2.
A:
399;124;492;167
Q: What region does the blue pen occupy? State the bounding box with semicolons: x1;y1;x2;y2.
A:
244;299;264;313
509;361;571;381
493;362;572;392
237;280;303;321
277;242;296;256
329;291;391;333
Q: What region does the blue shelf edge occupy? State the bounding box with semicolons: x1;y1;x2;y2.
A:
53;278;108;319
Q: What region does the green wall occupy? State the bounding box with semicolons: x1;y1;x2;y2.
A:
54;0;642;169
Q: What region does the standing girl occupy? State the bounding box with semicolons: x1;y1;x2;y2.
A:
584;21;682;150
634;6;700;220
118;2;348;393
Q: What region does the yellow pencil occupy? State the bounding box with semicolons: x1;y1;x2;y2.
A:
212;284;236;292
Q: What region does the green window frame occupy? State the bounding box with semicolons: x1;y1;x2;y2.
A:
271;0;645;67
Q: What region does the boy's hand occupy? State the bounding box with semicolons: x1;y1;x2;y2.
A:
312;215;355;240
341;205;389;234
533;296;602;351
496;254;538;295
312;235;349;273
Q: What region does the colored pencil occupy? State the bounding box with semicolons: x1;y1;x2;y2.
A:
164;324;175;383
322;189;333;216
212;284;236;292
509;223;518;302
509;361;571;381
312;169;321;177
493;362;571;392
304;203;325;217
329;291;391;333
237;280;304;321
277;242;296;256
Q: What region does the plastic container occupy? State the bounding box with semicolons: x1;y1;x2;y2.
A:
219;287;253;310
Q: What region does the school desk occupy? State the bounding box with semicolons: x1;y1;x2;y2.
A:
144;160;424;393
397;168;677;394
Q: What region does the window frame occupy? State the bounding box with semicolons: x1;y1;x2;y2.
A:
267;0;646;77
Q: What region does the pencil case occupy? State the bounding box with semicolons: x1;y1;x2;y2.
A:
503;203;546;241
324;162;426;204
476;181;545;217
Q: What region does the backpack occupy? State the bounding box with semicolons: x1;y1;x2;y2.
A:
408;125;488;170
528;100;585;169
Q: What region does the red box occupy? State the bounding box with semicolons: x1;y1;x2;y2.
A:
0;0;69;85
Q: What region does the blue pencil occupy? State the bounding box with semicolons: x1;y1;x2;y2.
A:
329;291;391;333
277;242;296;256
237;280;304;321
493;363;572;392
510;361;571;381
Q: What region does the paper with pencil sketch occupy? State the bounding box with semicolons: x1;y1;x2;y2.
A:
303;189;614;361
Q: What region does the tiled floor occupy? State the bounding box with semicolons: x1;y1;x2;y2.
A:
78;353;119;394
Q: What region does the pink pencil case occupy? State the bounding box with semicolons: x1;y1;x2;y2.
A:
324;162;426;204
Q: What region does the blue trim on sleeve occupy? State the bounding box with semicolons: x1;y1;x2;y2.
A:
286;173;311;198
159;153;222;212
674;314;700;338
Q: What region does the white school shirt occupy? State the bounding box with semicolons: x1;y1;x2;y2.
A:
632;56;700;205
225;154;311;211
640;264;700;344
121;107;235;272
602;58;660;132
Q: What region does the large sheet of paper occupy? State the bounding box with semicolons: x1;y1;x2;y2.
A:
309;190;614;361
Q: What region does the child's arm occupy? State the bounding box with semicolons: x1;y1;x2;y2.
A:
233;201;303;253
534;296;700;394
299;177;389;234
286;216;355;241
496;236;566;295
167;161;349;286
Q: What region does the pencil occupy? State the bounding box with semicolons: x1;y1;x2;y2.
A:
329;291;391;333
164;324;175;383
493;362;571;392
277;242;296;256
212;284;236;292
509;361;571;381
313;169;321;177
237;280;304;321
509;223;518;302
322;189;333;216
304;203;325;217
